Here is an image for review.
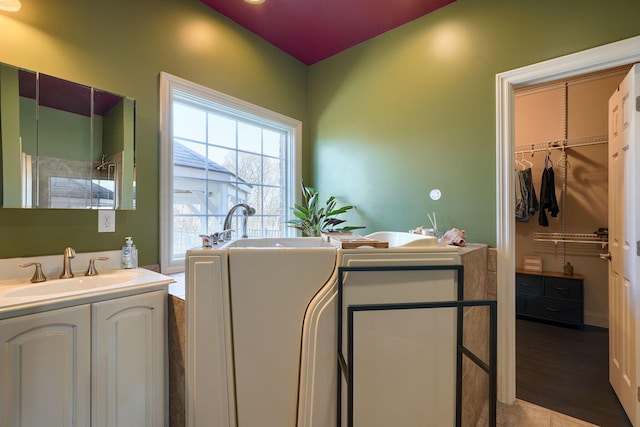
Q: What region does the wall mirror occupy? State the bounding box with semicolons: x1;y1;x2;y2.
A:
0;63;136;209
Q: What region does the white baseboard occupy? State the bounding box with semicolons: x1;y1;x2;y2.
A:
584;311;608;328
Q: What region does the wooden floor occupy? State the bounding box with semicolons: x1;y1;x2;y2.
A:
516;318;632;427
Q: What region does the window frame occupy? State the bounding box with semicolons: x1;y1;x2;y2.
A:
159;72;302;273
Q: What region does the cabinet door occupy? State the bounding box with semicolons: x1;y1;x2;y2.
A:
92;290;166;427
0;305;91;427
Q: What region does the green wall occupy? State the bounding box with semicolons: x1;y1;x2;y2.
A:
19;97;36;155
308;0;640;246
39;106;91;160
1;0;639;262
0;64;21;206
0;0;307;262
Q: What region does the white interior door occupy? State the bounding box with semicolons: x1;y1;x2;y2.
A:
608;63;640;426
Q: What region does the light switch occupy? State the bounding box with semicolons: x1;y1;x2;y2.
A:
98;210;116;232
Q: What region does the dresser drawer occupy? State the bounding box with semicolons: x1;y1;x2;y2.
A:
544;277;582;301
515;274;543;295
524;296;583;325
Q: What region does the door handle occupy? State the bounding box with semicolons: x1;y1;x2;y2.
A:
599;252;612;261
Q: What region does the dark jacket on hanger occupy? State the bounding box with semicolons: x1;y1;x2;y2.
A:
515;169;528;222
515;168;539;223
524;168;539;217
538;162;559;226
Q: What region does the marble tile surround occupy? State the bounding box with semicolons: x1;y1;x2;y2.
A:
460;244;491;427
166;274;185;426
168;296;186;427
488;247;498;298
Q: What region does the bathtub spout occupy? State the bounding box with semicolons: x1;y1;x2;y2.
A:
223;204;256;238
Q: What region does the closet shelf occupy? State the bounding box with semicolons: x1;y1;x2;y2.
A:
515;135;608;154
533;232;608;247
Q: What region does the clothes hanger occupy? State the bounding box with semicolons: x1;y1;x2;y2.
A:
514;157;523;169
557;149;571;169
514;153;524;170
544;149;552;169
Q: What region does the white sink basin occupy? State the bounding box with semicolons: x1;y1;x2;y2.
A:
365;231;438;247
4;270;145;298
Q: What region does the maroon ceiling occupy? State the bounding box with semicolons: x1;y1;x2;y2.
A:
199;0;456;65
19;70;124;117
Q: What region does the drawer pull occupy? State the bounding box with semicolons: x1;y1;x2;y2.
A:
554;287;570;293
545;307;561;312
520;283;531;286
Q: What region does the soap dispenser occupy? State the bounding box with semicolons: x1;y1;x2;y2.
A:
121;236;138;269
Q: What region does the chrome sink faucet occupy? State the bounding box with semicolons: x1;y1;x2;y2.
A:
223;203;256;239
20;262;47;283
86;257;109;276
60;246;76;279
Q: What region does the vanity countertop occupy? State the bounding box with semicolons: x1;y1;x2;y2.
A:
0;261;174;320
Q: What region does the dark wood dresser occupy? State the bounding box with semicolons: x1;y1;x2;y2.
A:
516;269;584;327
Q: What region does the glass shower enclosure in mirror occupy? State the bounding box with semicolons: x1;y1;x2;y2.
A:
0;63;135;209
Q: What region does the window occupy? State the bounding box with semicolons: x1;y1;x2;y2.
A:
48;177;116;209
160;73;301;273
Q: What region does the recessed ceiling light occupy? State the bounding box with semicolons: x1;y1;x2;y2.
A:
244;0;265;4
0;0;21;12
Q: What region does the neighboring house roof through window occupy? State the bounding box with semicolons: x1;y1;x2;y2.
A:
173;141;233;175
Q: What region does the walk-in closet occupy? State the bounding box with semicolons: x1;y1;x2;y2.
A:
513;65;631;426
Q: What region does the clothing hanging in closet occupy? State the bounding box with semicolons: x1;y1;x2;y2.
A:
538;153;559;226
515;167;539;223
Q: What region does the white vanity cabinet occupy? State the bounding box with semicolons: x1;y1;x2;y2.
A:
0;289;167;427
0;304;92;427
92;290;166;427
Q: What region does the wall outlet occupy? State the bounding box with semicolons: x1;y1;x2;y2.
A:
98;210;116;233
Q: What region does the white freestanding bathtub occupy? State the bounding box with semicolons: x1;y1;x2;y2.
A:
186;234;462;427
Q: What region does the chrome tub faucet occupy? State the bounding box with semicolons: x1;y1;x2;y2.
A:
223;203;256;239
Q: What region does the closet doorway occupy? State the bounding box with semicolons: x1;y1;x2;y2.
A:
496;36;640;410
513;67;631;426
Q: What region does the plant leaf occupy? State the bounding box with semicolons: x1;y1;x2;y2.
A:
291;180;365;236
339;225;367;231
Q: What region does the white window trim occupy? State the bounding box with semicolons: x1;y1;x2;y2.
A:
159;72;302;273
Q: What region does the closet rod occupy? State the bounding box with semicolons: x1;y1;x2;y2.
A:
533;238;609;248
533;232;608;248
514;135;607;155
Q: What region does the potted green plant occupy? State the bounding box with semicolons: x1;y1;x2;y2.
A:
287;182;365;237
